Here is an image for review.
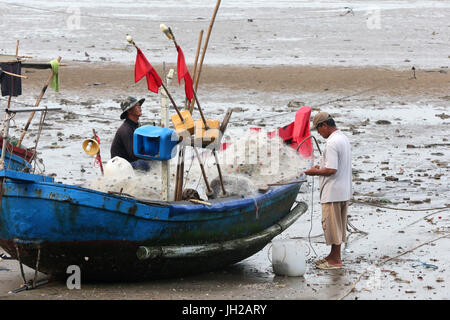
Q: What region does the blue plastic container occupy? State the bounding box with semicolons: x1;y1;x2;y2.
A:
133;126;179;161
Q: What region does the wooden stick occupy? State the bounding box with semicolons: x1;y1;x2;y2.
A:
174;146;185;201
193;146;212;193
191;90;226;195
160;82;184;121
267;180;307;186
192;89;208;129
0;70;28;79
219;108;233;134
194;0;221;92
192;30;204;94
212;149;226;195
189;199;212;206
17;56;61;146
189;30;204;113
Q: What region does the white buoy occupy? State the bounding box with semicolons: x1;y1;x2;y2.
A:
104;157;135;178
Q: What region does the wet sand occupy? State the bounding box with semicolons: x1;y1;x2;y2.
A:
1;62;449;301
1;0;449;302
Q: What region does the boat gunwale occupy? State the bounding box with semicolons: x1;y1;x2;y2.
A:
2;170;303;221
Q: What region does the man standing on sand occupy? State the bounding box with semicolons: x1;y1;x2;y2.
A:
304;112;352;270
110;96;150;171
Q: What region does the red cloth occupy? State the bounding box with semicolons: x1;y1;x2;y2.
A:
176;45;194;102
270;122;294;141
267;106;313;158
220;106;313;158
134;48;162;93
291;106;312;158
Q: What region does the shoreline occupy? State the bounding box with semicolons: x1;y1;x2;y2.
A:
21;63;450;97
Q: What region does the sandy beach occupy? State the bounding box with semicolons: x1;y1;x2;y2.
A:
0;0;449;302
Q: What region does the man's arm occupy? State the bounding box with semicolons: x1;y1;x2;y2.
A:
304;166;337;176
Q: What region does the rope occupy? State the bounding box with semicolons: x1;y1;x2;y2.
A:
296;135;322;155
253;86;380;121
31;109;47;173
308;176;318;257
0;97;35;108
350;199;449;212
338;233;450;300
182;148;196;190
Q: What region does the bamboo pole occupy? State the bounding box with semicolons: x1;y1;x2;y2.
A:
189;30;204;113
0;70;28;79
17;56;61;146
159;27;217;198
189;199;211;206
174;146;185;201
191;90;227;195
193;0;221;92
161;65;173;201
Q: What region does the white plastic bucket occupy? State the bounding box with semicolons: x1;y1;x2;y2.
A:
269;238;308;277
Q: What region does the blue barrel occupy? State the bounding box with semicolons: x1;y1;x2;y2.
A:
133;126;179;161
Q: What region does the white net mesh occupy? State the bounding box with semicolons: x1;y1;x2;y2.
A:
83;131;311;201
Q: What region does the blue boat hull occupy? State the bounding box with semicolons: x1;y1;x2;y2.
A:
0;170;304;281
0;151;32;171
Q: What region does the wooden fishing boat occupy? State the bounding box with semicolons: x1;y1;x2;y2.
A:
0;169;307;281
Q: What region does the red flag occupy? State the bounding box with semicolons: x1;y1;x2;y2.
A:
134;48;162;93
176;45;194;102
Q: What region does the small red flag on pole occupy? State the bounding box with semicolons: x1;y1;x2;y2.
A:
176;45;194;102
134;48;162;93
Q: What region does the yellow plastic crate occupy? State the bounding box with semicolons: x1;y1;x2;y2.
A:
194;119;220;144
171;110;194;136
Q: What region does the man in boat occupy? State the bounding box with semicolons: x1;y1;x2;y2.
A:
304;112;352;270
110;96;151;171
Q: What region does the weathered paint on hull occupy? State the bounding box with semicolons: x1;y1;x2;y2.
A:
0;170;302;281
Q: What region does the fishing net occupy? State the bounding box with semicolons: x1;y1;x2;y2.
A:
83;131;311;201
